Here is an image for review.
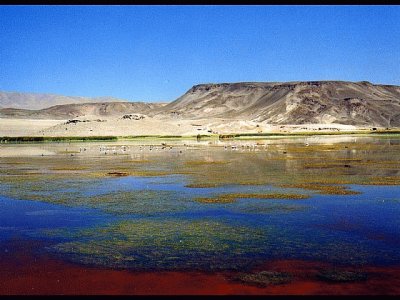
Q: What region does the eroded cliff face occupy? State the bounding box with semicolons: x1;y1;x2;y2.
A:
157;81;400;126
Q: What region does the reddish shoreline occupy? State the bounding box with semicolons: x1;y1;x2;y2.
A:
1;238;399;295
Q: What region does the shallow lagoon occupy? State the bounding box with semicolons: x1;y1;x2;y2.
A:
1;136;400;293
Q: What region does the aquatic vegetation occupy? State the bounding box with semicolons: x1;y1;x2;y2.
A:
50;166;89;171
303;162;355;169
106;171;130;177
92;170;172;178
195;193;310;204
2;136;399;190
279;183;361;195
2;136;400;295
231;204;308;214
0;173;188;215
185;183;222;188
50;219;270;271
233;271;292;287
195;195;237;204
316;269;368;282
58;190;185;215
185;160;229;166
363;176;400;186
79;190;187;215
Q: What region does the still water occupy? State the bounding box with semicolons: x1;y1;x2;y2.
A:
0;136;400;287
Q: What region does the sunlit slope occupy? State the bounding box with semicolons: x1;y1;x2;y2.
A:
2;81;400;127
156;81;400;127
0;102;166;120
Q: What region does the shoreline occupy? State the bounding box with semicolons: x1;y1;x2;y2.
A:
1;130;400;144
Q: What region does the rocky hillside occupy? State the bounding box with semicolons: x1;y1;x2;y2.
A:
2;81;400;127
0;91;127;110
0;102;165;119
157;81;400;127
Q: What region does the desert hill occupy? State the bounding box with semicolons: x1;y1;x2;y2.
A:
0;102;166;120
0;91;128;110
156;81;400;127
1;81;400;136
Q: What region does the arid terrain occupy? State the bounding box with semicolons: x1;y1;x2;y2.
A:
1;81;400;137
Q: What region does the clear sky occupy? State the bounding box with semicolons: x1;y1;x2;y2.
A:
1;5;399;102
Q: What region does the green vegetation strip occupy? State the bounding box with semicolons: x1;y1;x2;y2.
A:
120;134;216;140
0;136;118;143
2;130;399;143
219;130;400;139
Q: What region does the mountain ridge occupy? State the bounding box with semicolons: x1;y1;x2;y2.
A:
0;101;166;120
1;80;400;127
157;80;400;126
0;90;131;110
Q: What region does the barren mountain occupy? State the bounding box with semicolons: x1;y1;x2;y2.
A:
156;81;400;127
0;91;127;110
1;81;400;128
0;102;166;120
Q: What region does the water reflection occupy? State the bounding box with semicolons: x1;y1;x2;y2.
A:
0;136;400;271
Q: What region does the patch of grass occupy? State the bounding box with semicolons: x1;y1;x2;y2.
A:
0;136;117;143
158;135;186;138
121;135;186;139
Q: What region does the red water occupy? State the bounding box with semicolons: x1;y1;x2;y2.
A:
1;238;399;295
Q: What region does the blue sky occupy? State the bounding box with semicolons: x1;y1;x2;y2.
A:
1;5;399;102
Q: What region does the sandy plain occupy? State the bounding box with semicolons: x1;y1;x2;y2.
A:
0;116;361;138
